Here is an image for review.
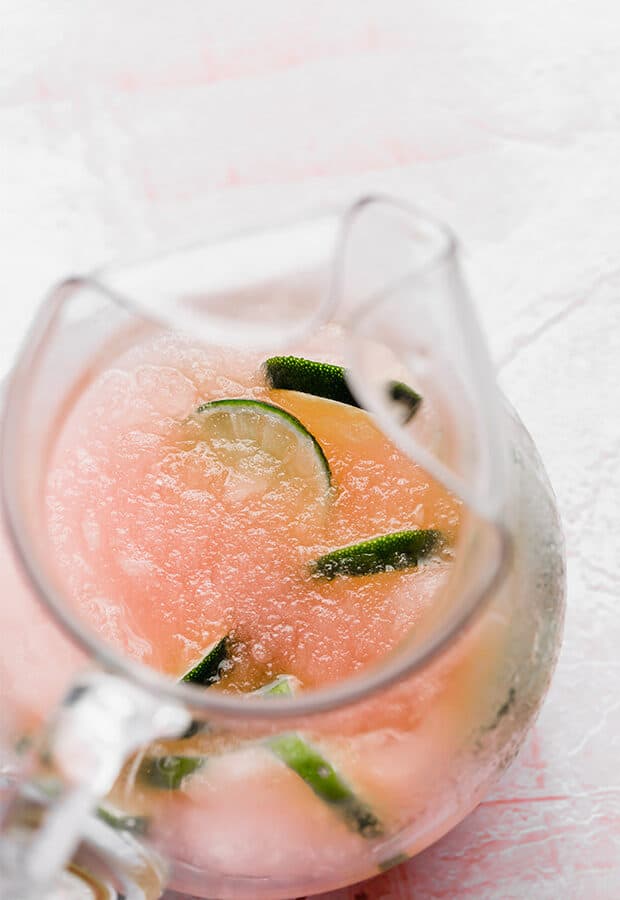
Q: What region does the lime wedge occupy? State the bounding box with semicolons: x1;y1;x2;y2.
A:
253;674;299;697
181;636;229;686
264;356;423;422
137;754;205;790
179;635;230;738
194;398;331;500
310;529;442;579
484;686;517;733
388;380;422;423
96;803;149;836
378;852;409;872
267;733;382;838
264;356;359;407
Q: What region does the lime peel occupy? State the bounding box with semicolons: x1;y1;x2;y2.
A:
181;635;229;686
137;754;205;790
310;529;442;579
264;356;359;408
267;733;382;838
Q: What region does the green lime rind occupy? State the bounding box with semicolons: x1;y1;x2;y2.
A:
195;398;331;487
253;675;299;697
264;356;423;423
179;635;229;738
96;804;150;836
264;356;359;408
310;528;442;580
484;686;517;734
378;852;410;872
137;754;205;790
181;635;229;686
131;636;227;787
267;733;383;839
388;380;422;423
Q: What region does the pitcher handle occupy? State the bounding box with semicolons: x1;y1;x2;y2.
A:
0;670;189;899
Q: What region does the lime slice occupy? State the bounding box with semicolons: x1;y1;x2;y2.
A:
264;356;360;407
264;356;423;422
96;803;149;836
181;635;230;686
484;686;517;733
253;674;299;697
179;635;231;739
310;528;442;579
137;754;205;790
267;733;382;838
378;852;410;872
388;380;422;423
194;398;331;500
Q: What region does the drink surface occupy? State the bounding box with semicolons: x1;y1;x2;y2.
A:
44;329;460;694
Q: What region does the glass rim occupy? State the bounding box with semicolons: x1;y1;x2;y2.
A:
0;196;510;721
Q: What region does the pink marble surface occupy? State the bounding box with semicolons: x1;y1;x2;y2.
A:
1;2;619;897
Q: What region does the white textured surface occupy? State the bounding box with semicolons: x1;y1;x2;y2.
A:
1;2;619;898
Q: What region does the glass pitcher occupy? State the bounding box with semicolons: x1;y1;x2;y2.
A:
0;197;565;900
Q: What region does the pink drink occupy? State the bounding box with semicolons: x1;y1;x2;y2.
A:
45;331;460;687
1;328;515;895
